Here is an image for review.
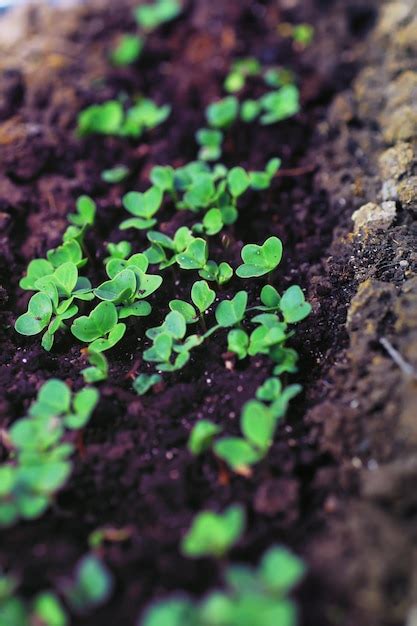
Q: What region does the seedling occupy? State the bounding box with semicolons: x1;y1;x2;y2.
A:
67;195;96;229
81;350;109;384
111;34;144;66
259;85;300;125
71;301;126;352
206;96;239;128
196;128;223;161
62;555;114;615
101;165;129;184
0;573;68;626
134;0;181;30
120;187;163;230
224;57;261;93
15;261;94;351
181;505;245;558
215;291;248;328
78;98;170;138
188;420;222;455
144;311;203;372
191;280;216;315
236;236;283;278
142;544;304;626
105;240;132;262
133;373;162;395
280;285;312;323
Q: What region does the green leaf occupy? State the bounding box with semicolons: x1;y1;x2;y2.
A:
215;291;248;328
164;311;186;339
188;420;222;455
101;165;129;184
54;262;78;296
94;269;137;303
260;546;306;593
68;196;96;227
141;598;194;626
32;592;68;626
15;293;53;336
202;208;223;235
71;302;118;343
236;236;283;278
169;300;197;324
256;377;282;402
227;167;250;197
133;373;162;396
218;262;233;285
241;400;276;452
227;329;249;360
280;285;311;323
241;99;261;122
136;269;163;299
214;437;260;473
29;379;71;419
64;555;114;613
123;187;163;219
181;505;245;558
78;100;123;136
206;96;239;128
111;34;143;66
150;165;175;191
183;174;216;210
260;284;281;308
19;259;54;290
89;323;126;353
191;281;216;314
259;85;300;125
176;238;208;270
118;301;152;319
47;240;84;268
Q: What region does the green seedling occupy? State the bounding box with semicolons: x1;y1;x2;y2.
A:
71;301;126;352
292;24;314;47
0;379;97;526
191;280;216;315
78;100;124;136
62;555;114;615
259;84;300;125
133;373;162;395
81;350;109;384
32;592;68;626
134;0;181;30
206;96;239;129
78;98;170;138
227;328;249;360
240;98;261;122
227;166;251;198
176;238;208;270
215;291;248;328
101;165;129;184
224;57;261;93
145;227;194;269
264;67;295;88
236;236;283;278
150;165;175;193
249;157;281;189
105;240;132;262
96;255;162;319
120;187;163;230
188;420;222;455
196;128;223;161
111;34;144;66
181;505;245;558
158;542;303;625
67;195;96;229
0;573;68;626
280;285;312;323
15;262;94;351
144;311;203;372
199;260;233;285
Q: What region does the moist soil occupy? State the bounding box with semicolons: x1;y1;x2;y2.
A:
2;0;417;625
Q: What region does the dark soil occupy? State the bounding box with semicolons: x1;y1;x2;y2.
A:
4;1;416;625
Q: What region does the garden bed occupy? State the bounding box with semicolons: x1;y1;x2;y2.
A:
1;0;417;625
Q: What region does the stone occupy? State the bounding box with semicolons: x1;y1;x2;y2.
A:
352;201;396;232
379;142;414;180
397;176;417;209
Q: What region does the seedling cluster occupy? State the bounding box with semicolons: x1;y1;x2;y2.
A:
10;1;315;623
142;544;305;626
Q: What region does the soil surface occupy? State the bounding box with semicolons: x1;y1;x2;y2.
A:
2;1;417;625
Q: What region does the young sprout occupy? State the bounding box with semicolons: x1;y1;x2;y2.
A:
105;241;132;262
67;195;96;230
280;285;312;323
121;99;171;138
111;34;144;66
176;238;208;271
120;187;163;230
206;96;239;129
81;350;109;384
78;100;124;136
259;85;300;125
15;262;93;351
249;157;281;190
215;291;248;328
133;373;162;395
224;57;261;93
181;505;245;558
227;328;249;360
62;555;114;615
236;236;283;278
241;98;262;122
71;302;126;352
101;165;130;184
188;420;222;455
134;0;181;31
191;280;216;316
196;128;223;161
144;311;202;372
